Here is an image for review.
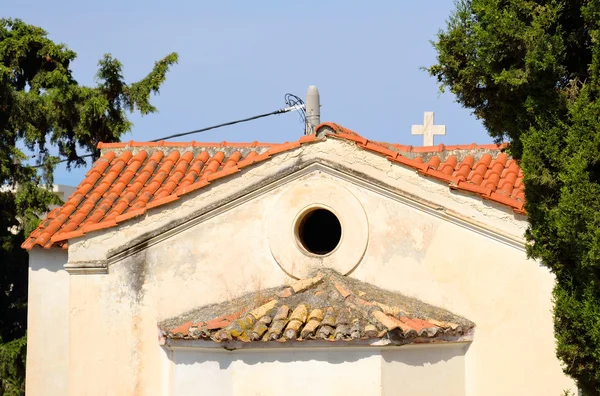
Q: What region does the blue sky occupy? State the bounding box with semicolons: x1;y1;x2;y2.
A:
4;0;491;185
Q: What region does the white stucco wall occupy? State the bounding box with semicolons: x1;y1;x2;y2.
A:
171;347;380;396
67;259;167;395
381;344;467;396
28;138;577;395
26;247;70;396
169;344;466;396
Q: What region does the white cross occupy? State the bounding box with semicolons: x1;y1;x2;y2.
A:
411;112;446;146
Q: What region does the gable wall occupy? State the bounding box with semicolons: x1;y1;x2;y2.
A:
38;139;576;395
66;139;527;265
345;178;568;395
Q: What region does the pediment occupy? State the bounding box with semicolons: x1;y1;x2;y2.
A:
59;156;527;276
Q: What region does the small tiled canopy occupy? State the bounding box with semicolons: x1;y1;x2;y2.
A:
161;270;474;345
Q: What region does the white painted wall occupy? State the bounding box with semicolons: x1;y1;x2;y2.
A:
67;259;166;395
28;139;577;395
170;344;465;396
26;247;70;396
381;344;467;396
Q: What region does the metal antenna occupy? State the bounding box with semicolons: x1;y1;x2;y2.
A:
305;85;321;135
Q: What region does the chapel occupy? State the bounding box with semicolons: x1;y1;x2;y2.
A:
23;115;576;395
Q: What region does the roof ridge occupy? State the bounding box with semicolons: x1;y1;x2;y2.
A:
316;122;508;153
97;122;507;152
98;140;283;149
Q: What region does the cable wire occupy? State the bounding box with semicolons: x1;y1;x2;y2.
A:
284;93;306;126
29;94;305;168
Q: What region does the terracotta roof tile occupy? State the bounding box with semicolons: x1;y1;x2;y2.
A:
161;270;474;344
22;138;318;249
22;122;526;250
319;122;525;214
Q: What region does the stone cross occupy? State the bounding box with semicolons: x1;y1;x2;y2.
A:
411;112;446;146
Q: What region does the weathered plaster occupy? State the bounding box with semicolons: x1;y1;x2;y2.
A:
267;178;369;278
66;138;527;266
381;343;467;396
26;247;70;396
27;137;577;395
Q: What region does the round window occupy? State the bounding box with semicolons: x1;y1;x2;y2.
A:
295;208;342;255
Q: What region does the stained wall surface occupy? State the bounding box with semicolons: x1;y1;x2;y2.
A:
28;140;576;395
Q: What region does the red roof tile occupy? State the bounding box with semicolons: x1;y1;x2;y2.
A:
162;270;474;344
22;123;525;250
318;123;524;213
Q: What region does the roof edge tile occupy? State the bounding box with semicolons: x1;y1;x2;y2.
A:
147;194;180;210
114;208;147;223
80;219;118;234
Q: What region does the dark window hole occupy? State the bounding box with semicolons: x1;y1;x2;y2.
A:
296;208;342;255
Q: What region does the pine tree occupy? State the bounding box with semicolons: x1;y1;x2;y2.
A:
429;0;600;392
0;18;177;394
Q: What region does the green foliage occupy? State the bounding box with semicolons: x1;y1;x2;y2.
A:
429;0;600;393
0;18;177;393
0;336;25;396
